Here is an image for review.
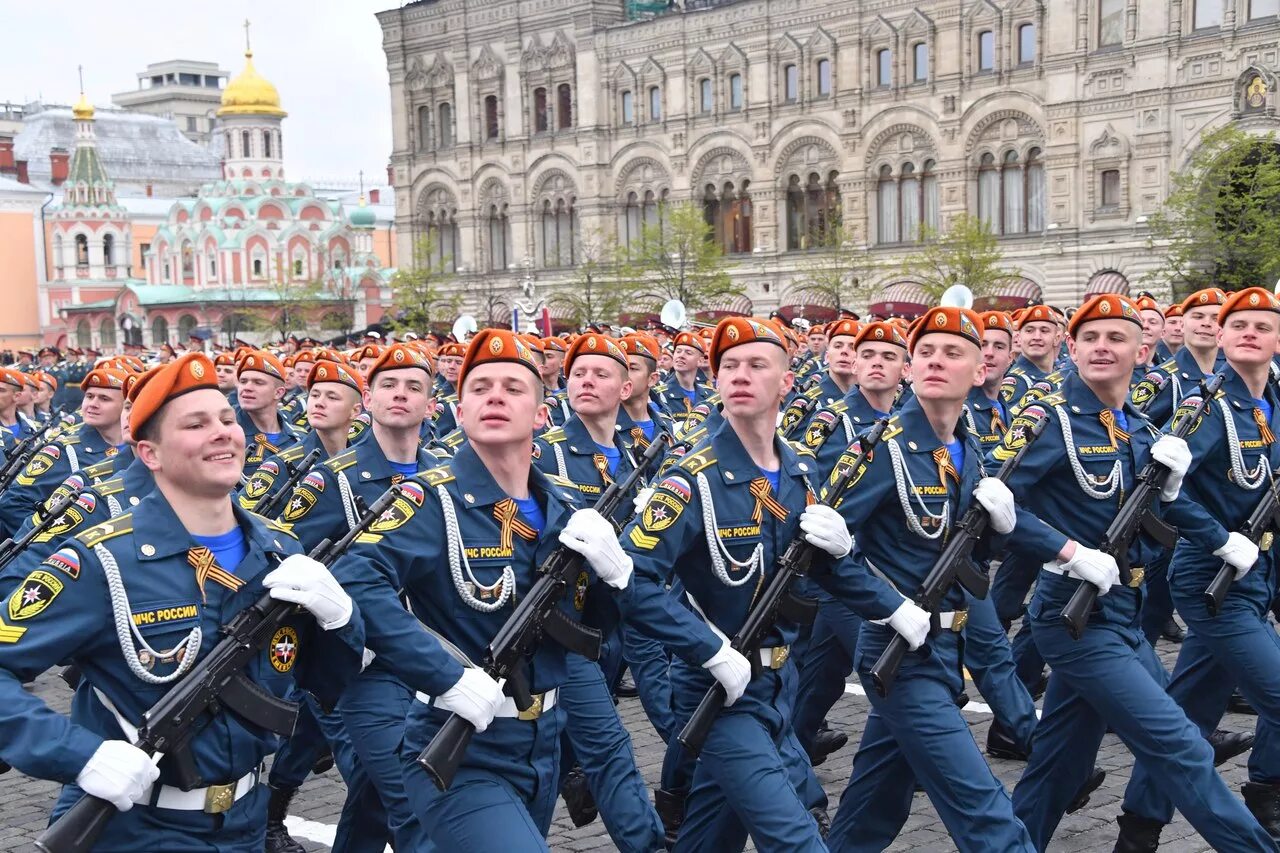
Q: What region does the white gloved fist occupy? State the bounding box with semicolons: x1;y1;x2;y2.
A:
799;503;853;558
702;639;752;706
1215;531;1260;580
558;508;633;590
886;600;930;651
263;553;353;630
436;668;505;733
76;740;159;812
632;487;656;517
973;477;1017;534
1061;545;1120;595
1151;435;1192;501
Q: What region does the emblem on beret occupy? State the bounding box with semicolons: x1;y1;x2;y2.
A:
875;328;884;339
191;361;205;379
247;357;256;367
1099;300;1112;314
1200;293;1209;303
935;313;947;327
587;337;598;350
489;337;504;355
1251;293;1261;306
726;325;740;341
318;367;328;379
394;349;405;362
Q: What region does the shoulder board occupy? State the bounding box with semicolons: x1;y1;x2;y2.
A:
60;434;81;446
793;443;817;459
258;515;294;535
653;381;669;393
677;447;717;474
540;426;567;444
420;465;455;487
1037;391;1067;408
324;448;359;472
803;385;822;400
95;476;126;497
75;513;134;548
81;458;116;480
546;474;577;490
1158;358;1179;374
881;415;905;442
279;444;306;463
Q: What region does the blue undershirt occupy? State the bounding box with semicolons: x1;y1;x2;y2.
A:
594;442;621;477
262;431;285;447
512;495;545;535
193;528;248;574
388;460;419;478
1110;408;1129;433
634;419;656;441
945;439;965;477
757;466;781;493
1257;398;1273;423
2;422;19;438
681;386;698;407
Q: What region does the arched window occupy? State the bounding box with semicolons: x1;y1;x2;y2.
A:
252;255;264;278
417;106;431;150
624;191;643;249
76;319;91;349
486;203;510;272
913;43;929;82
75;234;89;266
178;314;197;341
151;316;169;347
103;234;115;267
876;49;892;87
699;78;713;113
729;74;743;110
978;31;995;71
540;197;576;268
621;90;634;124
484;95;500;139
922;159;940;234
557;84;573;129
99;318;116;349
424;210;458;273
648;86;662;121
816;59;832;97
877;166;899;243
263;130;272;159
703;181;752;255
1002;151;1025;235
786;171;841;250
181;244;194;277
438;103;453;147
534;87;549;133
876;162;939;244
977;149;1046;235
1018;24;1037;64
241;130;252;158
978;153;1000;230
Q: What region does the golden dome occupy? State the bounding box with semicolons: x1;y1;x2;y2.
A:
72;92;94;121
218;50;287;118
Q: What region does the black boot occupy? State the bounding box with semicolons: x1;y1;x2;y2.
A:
655;788;685;849
1159;617;1186;643
1243;781;1280;842
1229;689;1258;716
615;670;639;699
1066;766;1105;814
806;725;848;767
1112;810;1164;853
986;720;1030;761
809;806;831;838
1209;728;1255;766
560;765;598;828
265;785;306;853
310;746;334;775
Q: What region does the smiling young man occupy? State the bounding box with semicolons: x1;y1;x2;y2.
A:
0;352;362;852
1005;294;1276;852
1131;288;1226;427
430;342;466;437
234;351;302;480
654;332;714;417
1001;305;1063;411
1160;303;1184;359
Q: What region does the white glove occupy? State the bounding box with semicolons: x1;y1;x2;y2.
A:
632;487;655;517
76;740;159;812
558;508;633;590
263;554;354;630
1215;532;1260;580
1151;435;1192;502
1061;545;1120;595
886;600;930;651
435;668;505;734
799;503;852;558
973;477;1017;535
702;639;752;706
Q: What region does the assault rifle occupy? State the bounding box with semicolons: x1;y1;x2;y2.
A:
869;411;1051;696
1060;374;1223;639
417;432;671;790
779;393;817;439
35;484;405;853
1204;470;1280;616
0;486;85;571
677;418;891;757
0;410;63;491
254;448;323;520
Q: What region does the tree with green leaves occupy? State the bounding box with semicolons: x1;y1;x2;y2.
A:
900;213;1018;304
546;226;631;326
388;233;461;334
623;202;742;310
1147;125;1280;298
790;222;878;315
262;273;324;342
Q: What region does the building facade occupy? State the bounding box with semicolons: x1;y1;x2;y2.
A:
111;60;231;146
378;0;1280;320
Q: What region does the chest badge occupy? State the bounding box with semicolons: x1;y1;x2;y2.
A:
270;626;299;673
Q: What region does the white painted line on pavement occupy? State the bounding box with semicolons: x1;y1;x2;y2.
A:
844;681;1042;718
284;815;393;852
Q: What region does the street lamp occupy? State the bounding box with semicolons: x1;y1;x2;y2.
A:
512;254;546;333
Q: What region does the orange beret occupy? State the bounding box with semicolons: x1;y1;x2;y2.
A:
80;367;128;392
130;353;219;438
367;344;435;382
125;366;163;402
808;324;827;337
909;307;984;352
440;343;467;359
518;334;545;354
33;371;57;391
213;353;237;367
308;359;367;394
980;311;1014;336
1220;286;1280;321
827;319;862;341
282;354;297;370
708;316;788;373
854;321;908;350
458;329;542;394
1067;293;1143;337
0;368;22;389
237;350;286;382
353;344;385;362
1134;294;1162;314
292;350;317;366
541;336;568;354
565;333;629;374
620;334;660;362
1164;303;1184;319
1017;304;1057;331
673;331;706;355
1180;287;1227;314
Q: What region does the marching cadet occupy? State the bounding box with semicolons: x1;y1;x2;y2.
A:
1132;294;1167;384
431;341;466;437
279;350;315;427
0;352;364;852
654;331;715;418
238;359;364;516
1003;294;1276;851
817;307;1034;852
531;333;666;851
616;333;676;449
0;367;36;452
0;366;129;538
276;343;440;853
32;371;57;422
330;329;637;850
1161;301;1185;360
1115;287;1280;849
1000;305;1063;409
780;319;862;437
213;352;239;394
233;351;302;480
352;343;384;379
967;311;1015;450
540;335;568;393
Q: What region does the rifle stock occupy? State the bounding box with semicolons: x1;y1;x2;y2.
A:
1205;471;1280;616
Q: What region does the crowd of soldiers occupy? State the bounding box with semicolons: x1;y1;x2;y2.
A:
0;285;1278;853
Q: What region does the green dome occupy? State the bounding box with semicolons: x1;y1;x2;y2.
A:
349;197;375;228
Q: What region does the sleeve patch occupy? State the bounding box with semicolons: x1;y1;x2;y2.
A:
8;570;64;621
282;487;319;522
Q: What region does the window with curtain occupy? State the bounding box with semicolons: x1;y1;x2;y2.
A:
1002;151;1025;235
729;74;743;110
1194;0;1223;28
785;173;840;250
438;103;453;147
876;49;892;87
486;204;509;272
621;90;634;123
534;88;549;133
900;164;921;242
1018;24;1037;63
423;202;459;273
975;150;1045;234
1026;149;1045;231
263;131;272;159
978;31;995;71
978;153;1000;231
922;159;940;233
484;95;500;139
557;84;573;129
1099;0;1125;46
705;182;753;254
540;198;576;267
643;190;663;231
1252;0;1280;18
784;64;798;102
648;86;662;121
913;43;929;82
623;191;643;249
877;165;899;243
699;78;713;113
1101;169;1121;207
417;107;431;149
816;59;831;96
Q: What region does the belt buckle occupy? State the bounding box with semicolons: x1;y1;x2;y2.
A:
951;610;969;632
517;693;544;721
1262;532;1274;552
203;782;235;815
1128;566;1145;588
770;646;790;669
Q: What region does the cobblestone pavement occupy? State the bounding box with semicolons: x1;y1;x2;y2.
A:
0;629;1246;852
